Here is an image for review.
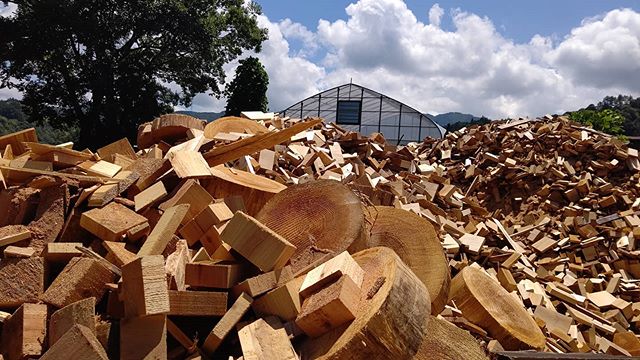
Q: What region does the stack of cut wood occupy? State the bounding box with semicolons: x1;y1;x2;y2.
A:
0;111;638;359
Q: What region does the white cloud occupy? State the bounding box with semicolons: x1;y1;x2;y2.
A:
0;3;17;17
428;3;444;28
2;1;640;120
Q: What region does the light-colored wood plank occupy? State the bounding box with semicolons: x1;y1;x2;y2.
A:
44;242;83;263
41;324;107;360
185;261;244;289
80;202;148;242
137;204;190;256
121;255;170;317
3;246;35;258
299;251;364;299
201;292;253;356
120;314;167;360
134;181;167;212
220;211;296;271
103;241;137;267
252;276;305;322
0;228;31;247
169;150;212;179
239;317;297;360
168;290;227;316
1;303;48;360
96;138;136;162
158;179;213;225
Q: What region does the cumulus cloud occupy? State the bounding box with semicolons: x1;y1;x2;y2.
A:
428;3;444;28
0;3;17;17
2;1;640;119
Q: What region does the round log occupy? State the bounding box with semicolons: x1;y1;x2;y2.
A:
300;247;431;360
204;166;286;216
203;116;268;138
449;266;546;350
364;206;450;314
137;114;205;149
255;180;368;273
413;316;488;360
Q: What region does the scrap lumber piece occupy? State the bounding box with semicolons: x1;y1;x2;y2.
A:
80;202;148;241
169;150;212;178
203;116;269;138
168;290;227;316
26;183;66;251
299;251;364;299
138;113;205;149
3;246;34;258
205;165;286;216
41;257;116;308
137;204;189;256
166;318;198;354
459;233;486;255
96;137;137;162
365;206;450;314
131;158;172;192
220;211;296;271
252;276;305;321
300;247;431;360
232;266;294;298
121;255;170;317
0;128;37;156
414;316;489;360
203;118;322;167
165;239;190;290
613;331;640;356
44;242;83;263
41;324;107;360
79;160;122;178
103;241;137;267
134;181;167;212
201;292;253;356
449;266;545;350
239;317;298;360
1;303;48;360
49;297;96;346
0;165;112;184
0;257;44;308
120;314;167;360
296;275;361;337
158;179;213;224
87;170;139;207
0;227;31;247
184;261;244;289
256;179;368;273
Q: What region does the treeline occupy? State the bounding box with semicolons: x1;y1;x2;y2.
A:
0;99;78;144
567;95;640;138
445;116;491;132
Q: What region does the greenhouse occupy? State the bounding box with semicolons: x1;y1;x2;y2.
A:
280;83;445;144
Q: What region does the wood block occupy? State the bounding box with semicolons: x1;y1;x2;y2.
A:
1;303;47;360
41;324;107;360
587;291;617;309
459;233;486;254
96;137;136;162
120;314;167;360
197;202;233;229
232;266;294;298
184;261;243;289
49;297;96;346
87;170;139;207
3;246;35;258
191;247;211;262
132;158;171;192
121;255;170;317
103;241;137;267
44;242;83;263
0;128;37;156
41;257;116;308
158;179;213;225
201;292;253;356
239;317;297;360
80;202;148;241
83;160;122;178
126;222;150;242
134;181;167;212
258;149;276;171
0;228;31;247
299;251;364;299
138;204;189;256
220;211;296;271
0;257;44;308
252;276;304;321
295;276;360;338
531;237;558;254
168;290;227;316
178;218;205;246
613;331;640;356
169;150;212;178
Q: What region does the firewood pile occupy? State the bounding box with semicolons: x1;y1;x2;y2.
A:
0;111;639;359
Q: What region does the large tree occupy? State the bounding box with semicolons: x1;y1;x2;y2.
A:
0;0;267;148
224;56;268;116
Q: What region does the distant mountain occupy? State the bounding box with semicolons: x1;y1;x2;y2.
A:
431;112;481;127
176;110;224;122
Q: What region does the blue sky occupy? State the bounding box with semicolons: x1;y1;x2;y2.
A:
3;1;640;118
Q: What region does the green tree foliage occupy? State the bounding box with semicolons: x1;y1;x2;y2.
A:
569;108;625;136
0;0;267;149
445;116;491;133
596;95;640;137
224;56;269;116
0;99;78;144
